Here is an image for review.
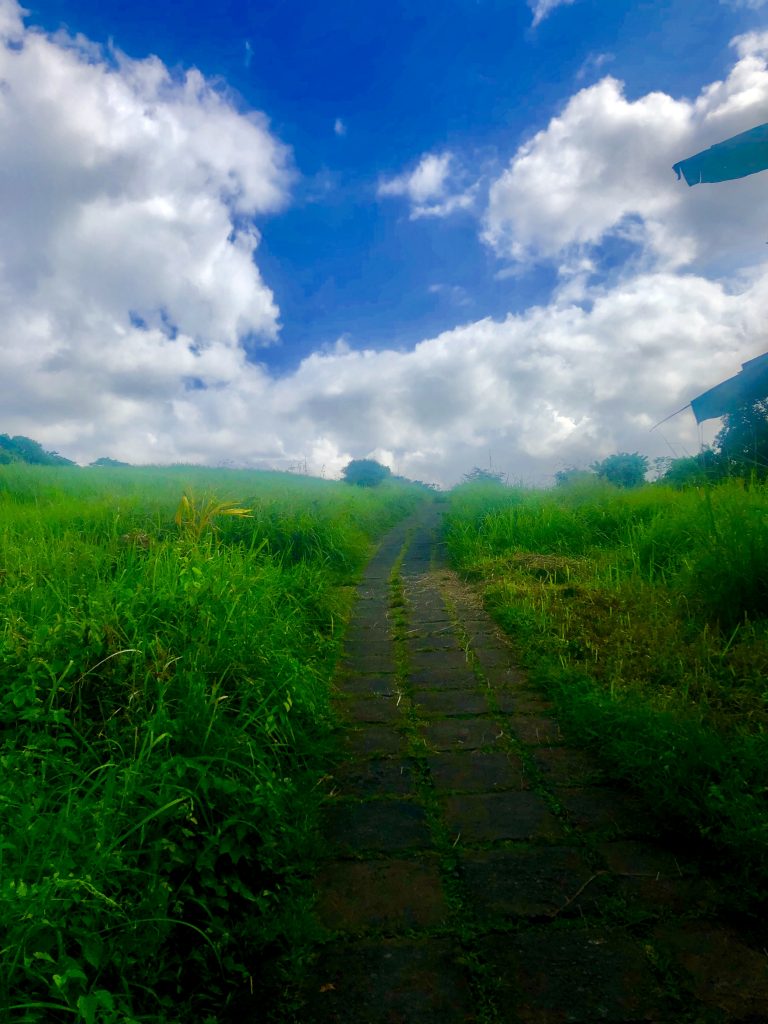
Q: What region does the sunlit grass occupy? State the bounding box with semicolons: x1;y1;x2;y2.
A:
446;479;768;903
0;464;426;1022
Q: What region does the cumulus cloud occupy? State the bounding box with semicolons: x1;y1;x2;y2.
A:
1;0;766;488
334;117;346;136
0;0;292;454
529;0;578;28
274;267;759;483
378;152;476;219
484;33;768;277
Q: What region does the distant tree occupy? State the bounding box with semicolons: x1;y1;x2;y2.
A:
0;434;75;466
462;467;506;485
590;452;648;488
554;467;594;487
659;449;725;487
342;459;392;487
714;398;768;479
89;457;131;468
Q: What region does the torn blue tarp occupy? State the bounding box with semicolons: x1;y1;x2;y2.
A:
673;122;768;186
690;352;768;423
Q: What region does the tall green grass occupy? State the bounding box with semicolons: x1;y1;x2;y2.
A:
1;466;425;1022
446;479;768;904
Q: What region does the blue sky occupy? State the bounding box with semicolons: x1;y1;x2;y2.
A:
32;0;750;368
3;0;768;482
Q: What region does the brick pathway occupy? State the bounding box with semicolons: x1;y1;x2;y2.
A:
294;504;768;1023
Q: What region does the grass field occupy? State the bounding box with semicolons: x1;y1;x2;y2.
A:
0;465;426;1023
445;477;768;911
6;464;768;1021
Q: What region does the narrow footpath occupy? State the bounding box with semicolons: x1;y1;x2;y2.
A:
293;503;768;1023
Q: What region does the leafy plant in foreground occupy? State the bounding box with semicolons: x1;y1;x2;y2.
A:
173;493;253;542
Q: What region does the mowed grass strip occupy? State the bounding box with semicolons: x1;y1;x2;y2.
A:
445;478;768;908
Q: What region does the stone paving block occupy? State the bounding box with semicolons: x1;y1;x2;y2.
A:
410;668;478;691
596;840;710;916
322;800;432;854
316;858;449;931
302;939;475;1023
407;636;463;653
482;665;530;688
472;647;513;671
342;648;397;674
422;717;502;751
463;627;498;643
651;920;768;1021
344;638;392;656
352;609;392;630
443;791;563;843
460;617;494;630
410;650;470;674
344;625;390;643
560;788;659;839
427;750;527;793
414;690;490;717
480;926;673;1023
460;846;595;919
402;563;433;577
334;695;402;724
344;725;408;757
409;578;449;599
530;747;606;787
334;674;398;697
409;609;453;624
505;715;563;745
353;603;391;620
597;840;692;878
409;631;459;647
363;564;395;579
495;692;554;715
330;757;418;799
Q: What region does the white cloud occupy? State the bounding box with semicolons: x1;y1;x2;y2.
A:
721;0;768;10
428;283;473;307
334;117;346;136
0;1;766;488
382;152;452;202
378;152;476;219
7;258;754;484
529;0;577;28
484;36;768;277
271;267;757;483
0;0;292;453
576;51;614;81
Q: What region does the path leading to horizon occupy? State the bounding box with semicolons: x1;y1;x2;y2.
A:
292;504;768;1023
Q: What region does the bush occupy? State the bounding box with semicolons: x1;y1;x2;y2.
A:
341;459;392;487
591;452;648;488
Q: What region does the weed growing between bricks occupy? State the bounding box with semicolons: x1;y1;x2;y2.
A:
392;545;505;1022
